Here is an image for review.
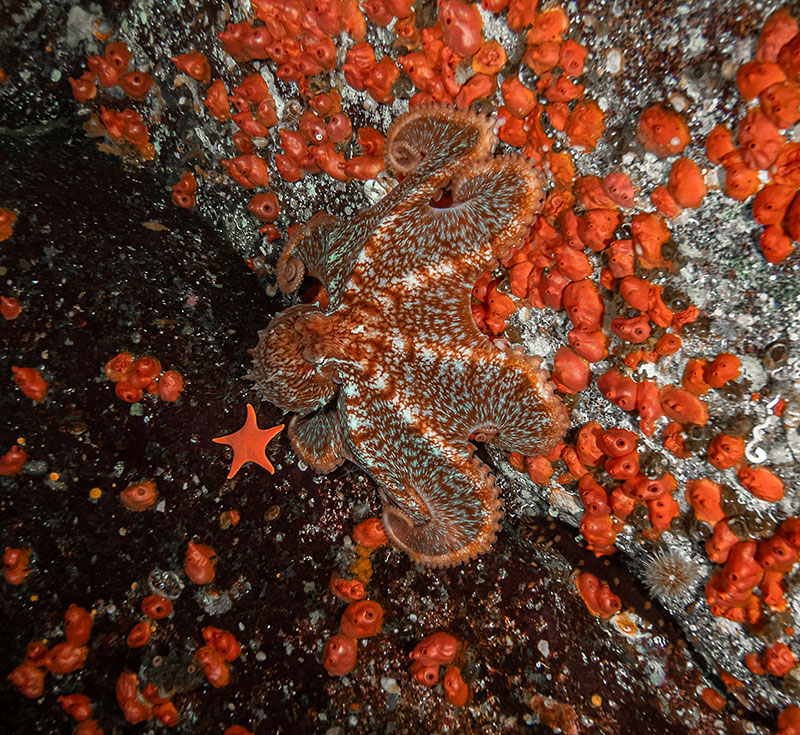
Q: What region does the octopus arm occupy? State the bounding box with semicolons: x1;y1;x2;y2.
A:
342;391;503;567
384;104;497;181
372;154;544;284
402;339;569;457
287;401;352;473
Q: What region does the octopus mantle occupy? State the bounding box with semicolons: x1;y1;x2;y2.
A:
251;105;568;567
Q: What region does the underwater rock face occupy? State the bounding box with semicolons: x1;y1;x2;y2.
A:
1;0;799;733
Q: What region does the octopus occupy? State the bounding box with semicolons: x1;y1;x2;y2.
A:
250;105;568;567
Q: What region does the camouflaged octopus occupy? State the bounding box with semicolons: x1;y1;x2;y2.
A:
250;105;568;567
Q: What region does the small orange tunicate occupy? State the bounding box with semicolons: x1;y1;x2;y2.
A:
707;434;745;470
44;642;88;674
752;184;796;225
104;352;134;382
322;633;357;676
705;124;735;164
126;620;152;648
0;445;27;476
637;103;689;157
565;100;605;151
157;370;184;402
703;353;740;388
120;480;158;511
737;464;785;502
202;626;241;661
443;666;469;706
185;542;217;584
4;546;31;584
59;693;93;721
685;478;726;526
65;604;93;646
194;645;230;687
141;594;173;619
760;224;795;264
659;385;709;425
11;366;48;401
736;60;786;101
173;51;211;83
352;518;387;548
0;296;21;320
667;157;706;208
339;600;383;638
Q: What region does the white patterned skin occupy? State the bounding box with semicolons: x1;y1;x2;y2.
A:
251;105;568;567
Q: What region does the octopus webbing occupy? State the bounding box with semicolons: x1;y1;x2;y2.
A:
250;105;568;567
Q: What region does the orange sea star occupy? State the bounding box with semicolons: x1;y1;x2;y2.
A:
212;404;284;478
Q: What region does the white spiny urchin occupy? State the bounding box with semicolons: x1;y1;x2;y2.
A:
642;547;701;606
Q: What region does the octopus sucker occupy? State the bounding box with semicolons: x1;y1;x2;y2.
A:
253;104;566;566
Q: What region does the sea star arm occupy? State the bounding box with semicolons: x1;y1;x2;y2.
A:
342;390;503;567
287;401;352;473
212;404;284;479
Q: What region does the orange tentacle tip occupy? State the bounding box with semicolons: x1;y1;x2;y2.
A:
185;542;217;584
352;517;387;549
322;633;357;676
11;366;48;402
339;599;383;638
120;480;158;511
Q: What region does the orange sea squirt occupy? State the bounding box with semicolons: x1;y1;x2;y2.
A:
322;633;357;676
667;157;707;208
4;546;31;584
12;366;48;402
0;445;27;476
708;434;746;470
352;517;388;548
443;666;469;706
637;103;689;157
659;385;709;425
330;574;366;602
703;352;740;388
120;480;158;511
737;464;785;502
126;620;152;648
142;594;173;619
185;542;217;584
685;478;726;526
339;599;383;638
65;604;93;647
